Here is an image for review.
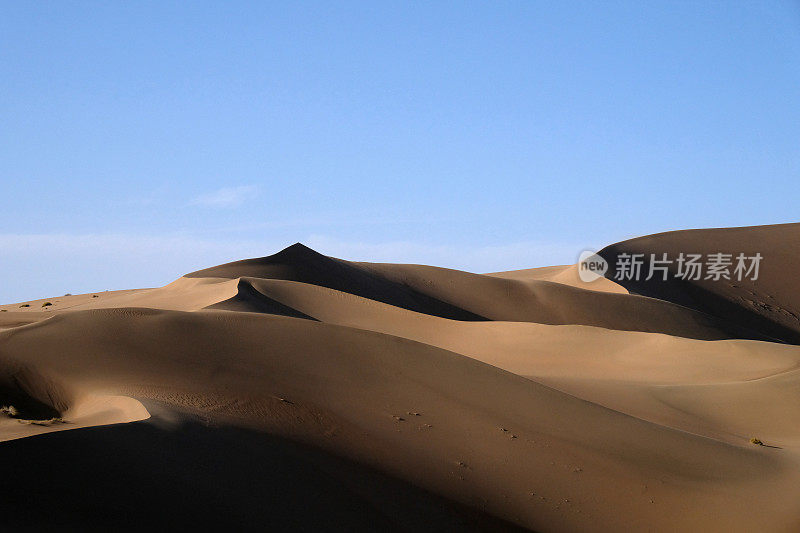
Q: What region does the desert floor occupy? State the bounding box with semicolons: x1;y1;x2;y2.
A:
2;223;799;532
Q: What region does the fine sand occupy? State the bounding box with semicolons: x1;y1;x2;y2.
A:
1;224;799;532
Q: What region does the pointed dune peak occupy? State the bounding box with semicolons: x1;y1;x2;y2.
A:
186;244;486;321
271;242;325;260
184;242;326;279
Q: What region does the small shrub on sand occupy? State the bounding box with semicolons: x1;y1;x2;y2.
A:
750;437;764;446
41;302;52;307
19;304;30;308
1;406;65;425
1;405;19;417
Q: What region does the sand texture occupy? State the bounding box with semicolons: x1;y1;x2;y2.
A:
2;224;799;532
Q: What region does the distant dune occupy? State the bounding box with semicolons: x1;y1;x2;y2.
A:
599;223;800;343
2;223;800;532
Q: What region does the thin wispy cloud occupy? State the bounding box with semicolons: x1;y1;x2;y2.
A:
189;185;258;208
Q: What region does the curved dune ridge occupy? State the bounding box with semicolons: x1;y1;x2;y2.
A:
1;224;800;531
599;222;800;343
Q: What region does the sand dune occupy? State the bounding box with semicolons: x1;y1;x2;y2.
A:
355;261;732;338
487;264;627;294
210;276;800;447
2;224;800;531
599;222;800;343
2;308;797;531
224;277;800;386
0;406;525;532
187;243;485;320
4;246;730;339
189;245;732;339
0;394;149;442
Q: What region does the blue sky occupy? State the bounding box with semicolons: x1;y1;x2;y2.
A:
2;1;799;302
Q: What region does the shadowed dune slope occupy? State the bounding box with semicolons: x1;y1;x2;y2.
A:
220;276;732;343
188;244;730;340
3;245;733;340
231;278;800;388
206;278;316;319
215;278;800;446
186;243;486;321
2;308;797;532
346;262;732;339
599;223;800;344
0;406;523;533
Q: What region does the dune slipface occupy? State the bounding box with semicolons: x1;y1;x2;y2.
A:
599;223;800;343
2;224;800;532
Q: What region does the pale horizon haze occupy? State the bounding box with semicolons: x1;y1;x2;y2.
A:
2;2;799;302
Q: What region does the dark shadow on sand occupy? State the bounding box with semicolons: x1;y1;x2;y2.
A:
0;410;529;533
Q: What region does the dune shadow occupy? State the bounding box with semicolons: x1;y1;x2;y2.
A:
0;408;528;533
